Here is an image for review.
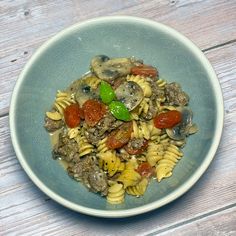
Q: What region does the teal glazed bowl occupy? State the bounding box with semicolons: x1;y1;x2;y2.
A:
10;16;224;218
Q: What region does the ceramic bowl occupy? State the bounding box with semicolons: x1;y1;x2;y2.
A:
10;16;224;218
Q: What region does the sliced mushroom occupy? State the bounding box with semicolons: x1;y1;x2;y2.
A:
76;82;99;106
90;55;139;81
115;81;144;111
67;76;99;106
166;107;198;140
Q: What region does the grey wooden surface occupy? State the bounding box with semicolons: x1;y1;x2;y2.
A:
1;0;236;235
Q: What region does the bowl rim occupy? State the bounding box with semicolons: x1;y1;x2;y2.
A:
9;15;224;218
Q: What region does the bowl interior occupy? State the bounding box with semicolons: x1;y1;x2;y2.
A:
11;17;222;216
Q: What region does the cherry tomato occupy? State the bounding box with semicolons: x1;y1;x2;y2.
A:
154;110;182;129
136;162;154;178
131;65;158;78
124;139;148;155
106;122;133;149
82;99;107;127
64;104;81;128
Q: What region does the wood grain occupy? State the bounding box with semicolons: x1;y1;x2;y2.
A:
1;0;236;115
1;41;236;235
158;206;236;236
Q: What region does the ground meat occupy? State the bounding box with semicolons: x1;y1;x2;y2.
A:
84;112;123;144
165;82;189;106
52;130;80;163
44;116;64;132
68;155;108;196
127;138;147;150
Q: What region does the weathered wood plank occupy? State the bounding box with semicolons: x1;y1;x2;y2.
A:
1;42;236;235
0;0;236;115
158;206;236;236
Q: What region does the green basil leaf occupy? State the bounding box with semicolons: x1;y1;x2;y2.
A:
109;101;131;121
99;81;116;104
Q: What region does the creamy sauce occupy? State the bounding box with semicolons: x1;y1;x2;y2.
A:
49;129;69;170
49;129;61;147
58;158;69;170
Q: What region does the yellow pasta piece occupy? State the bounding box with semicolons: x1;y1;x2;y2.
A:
117;161;141;188
138;98;150;115
146;142;164;166
126;178;149;197
125;158;139;170
156;164;173;182
46;111;62;121
53;90;75;115
155;144;183;182
147;120;161;141
160;134;170;145
75;130;94;157
98;151;125;177
131;120;153;140
67;127;80;139
96;137;109;153
107;183;125;204
156;78;167;89
130;110;139;120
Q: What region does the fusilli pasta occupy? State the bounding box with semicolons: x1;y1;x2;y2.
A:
75;129;94;157
53;90;75;115
126;178;149;196
156;144;183;182
146;142;164;166
107;183;125;204
98;151;125;177
117;160;141;188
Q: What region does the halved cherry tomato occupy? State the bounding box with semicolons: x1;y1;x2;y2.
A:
82;99;107;127
131;65;158;78
136;162;154;178
124;139;149;155
106;122;133;149
154;110;182;129
64;103;81;128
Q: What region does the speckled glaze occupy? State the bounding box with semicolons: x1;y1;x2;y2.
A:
10;16;224;218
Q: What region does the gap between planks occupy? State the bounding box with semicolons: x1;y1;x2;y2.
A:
145;203;236;236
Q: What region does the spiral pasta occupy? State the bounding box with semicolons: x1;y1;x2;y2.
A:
160;134;170;145
156;78;167;89
131;120;151;140
148;120;161;141
98;151;125;177
75;130;94;157
96;137;109;153
68;127;80;139
127;75;152;97
156;144;183;182
126;178;149;197
53;90;75;115
146;142;165;166
138;98;150;115
117;161;141;188
107;183;125;204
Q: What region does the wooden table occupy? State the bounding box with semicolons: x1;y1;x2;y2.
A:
1;1;236;235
